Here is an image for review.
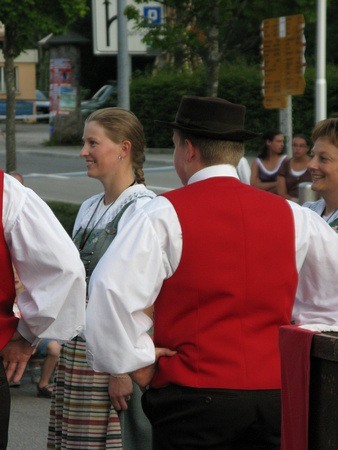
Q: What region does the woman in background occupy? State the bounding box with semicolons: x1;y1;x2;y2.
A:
277;133;312;202
303;118;338;232
48;108;154;449
250;129;286;193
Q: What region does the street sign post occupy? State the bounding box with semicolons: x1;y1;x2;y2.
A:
92;0;162;55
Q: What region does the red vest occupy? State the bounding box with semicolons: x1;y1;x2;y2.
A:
151;177;298;390
0;170;18;351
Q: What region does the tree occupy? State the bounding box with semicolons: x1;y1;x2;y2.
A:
0;0;88;171
126;0;321;97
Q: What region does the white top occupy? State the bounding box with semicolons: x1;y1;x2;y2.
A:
236;157;251;184
303;198;338;233
3;173;86;344
85;165;338;374
73;184;156;235
256;154;287;177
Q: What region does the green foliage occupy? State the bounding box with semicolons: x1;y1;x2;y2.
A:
130;69;206;147
125;0;320;67
130;63;275;151
0;0;88;57
130;62;338;153
217;64;278;153
47;201;80;236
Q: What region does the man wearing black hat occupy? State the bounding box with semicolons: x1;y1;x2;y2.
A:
86;96;338;449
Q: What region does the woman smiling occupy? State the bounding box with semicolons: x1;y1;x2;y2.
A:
303;118;338;232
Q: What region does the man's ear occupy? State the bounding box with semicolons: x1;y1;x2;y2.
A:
184;139;198;162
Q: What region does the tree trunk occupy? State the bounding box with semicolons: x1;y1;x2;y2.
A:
3;24;17;172
206;1;220;97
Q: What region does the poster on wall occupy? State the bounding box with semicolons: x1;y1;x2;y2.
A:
59;86;77;111
49;58;73;115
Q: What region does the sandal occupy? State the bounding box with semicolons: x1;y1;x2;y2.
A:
37;384;54;398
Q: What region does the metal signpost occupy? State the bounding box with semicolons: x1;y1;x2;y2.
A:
315;0;327;122
92;0;162;109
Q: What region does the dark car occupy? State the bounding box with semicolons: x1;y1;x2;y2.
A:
35;89;50;119
80;82;118;119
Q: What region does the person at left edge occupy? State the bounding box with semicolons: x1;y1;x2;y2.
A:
0;171;86;450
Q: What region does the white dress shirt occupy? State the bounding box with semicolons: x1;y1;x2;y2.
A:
3;173;86;343
86;165;338;374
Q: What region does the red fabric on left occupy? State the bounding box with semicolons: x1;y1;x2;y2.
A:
0;170;19;351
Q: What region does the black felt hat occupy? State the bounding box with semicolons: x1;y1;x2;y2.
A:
155;96;259;141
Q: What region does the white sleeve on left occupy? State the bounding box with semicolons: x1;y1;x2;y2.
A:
86;196;182;374
3;174;86;343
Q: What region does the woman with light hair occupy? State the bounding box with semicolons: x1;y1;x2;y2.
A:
48;108;154;449
303;118;338;232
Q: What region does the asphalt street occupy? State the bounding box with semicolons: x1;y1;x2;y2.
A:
8;369;51;450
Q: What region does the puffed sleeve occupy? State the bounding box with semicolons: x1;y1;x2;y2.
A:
3;174;86;343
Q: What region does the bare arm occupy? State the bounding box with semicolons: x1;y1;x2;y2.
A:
250;160;277;192
277;175;293;200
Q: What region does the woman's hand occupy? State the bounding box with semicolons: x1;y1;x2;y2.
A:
108;374;133;411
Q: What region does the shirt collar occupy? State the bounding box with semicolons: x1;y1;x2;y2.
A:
188;164;239;185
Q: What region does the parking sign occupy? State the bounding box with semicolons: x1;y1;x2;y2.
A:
144;6;161;24
92;0;163;55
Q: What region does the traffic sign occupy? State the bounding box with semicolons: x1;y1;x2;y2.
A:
144;6;161;24
261;14;306;109
92;0;163;55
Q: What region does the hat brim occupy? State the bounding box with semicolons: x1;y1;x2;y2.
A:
155;120;260;141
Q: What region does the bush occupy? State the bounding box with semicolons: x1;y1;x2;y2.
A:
130;70;206;148
47;201;80;236
130;63;338;153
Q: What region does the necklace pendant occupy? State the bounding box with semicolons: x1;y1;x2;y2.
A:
105;225;117;235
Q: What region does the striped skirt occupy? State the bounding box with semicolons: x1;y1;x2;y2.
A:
47;337;122;449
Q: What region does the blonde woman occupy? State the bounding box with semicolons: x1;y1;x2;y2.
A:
48;108;155;449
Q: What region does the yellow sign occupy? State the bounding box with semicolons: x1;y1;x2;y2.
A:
261;14;306;109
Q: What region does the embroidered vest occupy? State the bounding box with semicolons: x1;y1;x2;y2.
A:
0;170;18;351
151;177;298;390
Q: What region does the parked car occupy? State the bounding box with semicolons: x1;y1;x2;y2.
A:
35;89;50;117
80;82;118;119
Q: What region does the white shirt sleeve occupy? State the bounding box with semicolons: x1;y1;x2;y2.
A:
288;201;338;326
3;174;86;343
236;157;251;184
86;196;182;373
